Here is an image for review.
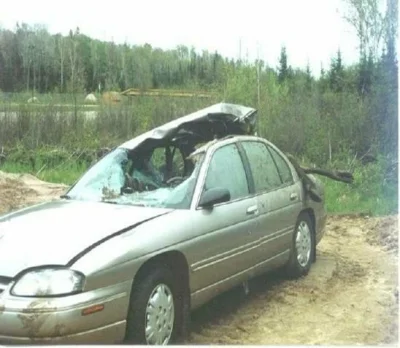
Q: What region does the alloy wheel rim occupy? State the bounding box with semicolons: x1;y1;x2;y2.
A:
145;283;175;345
296;221;312;267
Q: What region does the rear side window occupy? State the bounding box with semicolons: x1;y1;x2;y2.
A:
241;141;282;193
268;146;294;185
204;144;249;201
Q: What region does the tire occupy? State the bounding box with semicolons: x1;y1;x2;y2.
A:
125;266;181;345
285;212;315;279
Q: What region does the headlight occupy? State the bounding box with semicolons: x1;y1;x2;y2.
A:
11;268;85;297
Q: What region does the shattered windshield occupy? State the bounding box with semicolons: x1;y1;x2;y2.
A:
66;147;204;209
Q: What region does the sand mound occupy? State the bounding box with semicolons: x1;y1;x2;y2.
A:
0;171;68;214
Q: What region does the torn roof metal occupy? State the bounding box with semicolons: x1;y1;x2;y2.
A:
119;102;257;151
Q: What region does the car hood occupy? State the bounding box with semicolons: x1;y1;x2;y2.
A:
0;200;172;278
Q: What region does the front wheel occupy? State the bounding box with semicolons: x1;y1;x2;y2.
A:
125;266;178;345
285;213;315;278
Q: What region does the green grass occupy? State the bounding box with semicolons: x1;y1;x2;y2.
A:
321;160;398;216
322;178;397;216
1;161;87;186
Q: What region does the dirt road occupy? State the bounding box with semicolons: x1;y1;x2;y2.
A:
0;171;398;345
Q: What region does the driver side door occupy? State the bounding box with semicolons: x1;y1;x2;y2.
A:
186;142;260;302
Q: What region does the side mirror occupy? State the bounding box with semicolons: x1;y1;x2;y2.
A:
198;187;230;209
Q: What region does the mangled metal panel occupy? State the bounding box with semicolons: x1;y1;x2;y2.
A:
119;103;257;151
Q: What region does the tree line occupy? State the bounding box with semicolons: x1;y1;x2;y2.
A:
0;23;231;93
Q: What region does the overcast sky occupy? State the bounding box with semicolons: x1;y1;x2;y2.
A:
0;0;359;76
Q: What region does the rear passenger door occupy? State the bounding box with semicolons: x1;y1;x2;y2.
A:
239;140;302;263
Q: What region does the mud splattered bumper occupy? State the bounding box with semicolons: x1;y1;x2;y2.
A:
0;281;131;344
0;321;126;344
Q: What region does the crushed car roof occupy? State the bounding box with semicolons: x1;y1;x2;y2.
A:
119;102;257;151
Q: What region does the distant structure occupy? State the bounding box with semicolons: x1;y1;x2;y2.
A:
102;91;122;104
84;93;97;104
27;97;39;103
121;88;215;99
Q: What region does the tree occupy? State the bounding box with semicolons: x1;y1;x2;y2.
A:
384;0;398;64
76;34;93;92
342;0;387;60
0;29;23;91
357;52;374;95
373;45;398;154
318;63;329;93
55;34;67;92
329;50;345;92
278;46;289;83
305;61;313;92
66;28;84;100
16;23;35;92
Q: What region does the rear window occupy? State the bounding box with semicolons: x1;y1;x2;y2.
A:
268;146;294;185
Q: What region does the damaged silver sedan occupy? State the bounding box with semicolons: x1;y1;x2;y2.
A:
0;103;327;344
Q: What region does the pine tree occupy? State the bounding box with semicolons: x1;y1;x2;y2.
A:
278;46;288;84
305;61;312;92
329;50;344;92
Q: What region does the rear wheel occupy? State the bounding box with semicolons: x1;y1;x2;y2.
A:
125;266;179;345
285;213;315;278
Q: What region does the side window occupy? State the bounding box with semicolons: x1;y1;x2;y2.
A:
204;144;249;201
268;146;294;185
241;141;282;192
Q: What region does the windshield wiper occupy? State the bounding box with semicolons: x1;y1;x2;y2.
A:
60;194;71;199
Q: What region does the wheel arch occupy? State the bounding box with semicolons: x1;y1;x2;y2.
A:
133;250;190;292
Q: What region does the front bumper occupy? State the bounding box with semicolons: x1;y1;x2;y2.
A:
0;280;131;344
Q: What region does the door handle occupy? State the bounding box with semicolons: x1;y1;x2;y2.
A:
246;205;258;215
290;193;298;201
